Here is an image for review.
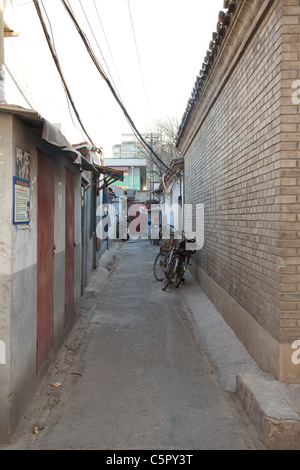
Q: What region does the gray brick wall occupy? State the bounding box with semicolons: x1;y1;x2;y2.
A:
183;0;296;343
280;0;300;342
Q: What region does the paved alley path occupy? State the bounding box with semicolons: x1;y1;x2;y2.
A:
3;240;263;450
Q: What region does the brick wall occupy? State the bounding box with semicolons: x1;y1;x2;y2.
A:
280;0;300;343
181;0;289;344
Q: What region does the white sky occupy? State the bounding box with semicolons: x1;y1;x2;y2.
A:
5;0;224;157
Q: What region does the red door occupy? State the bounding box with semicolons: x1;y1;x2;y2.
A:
65;168;75;328
37;150;54;373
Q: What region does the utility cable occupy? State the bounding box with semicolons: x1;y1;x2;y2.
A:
33;0;96;147
61;0;165;174
5;61;34;109
79;0;121;101
127;0;152;120
92;0;132;113
60;0;174;174
41;0;57;54
63;0;167;174
39;1;87;140
39;0;82;136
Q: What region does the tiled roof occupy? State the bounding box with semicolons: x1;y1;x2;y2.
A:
176;0;238;146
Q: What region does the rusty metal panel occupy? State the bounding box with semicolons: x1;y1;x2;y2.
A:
37;150;54;373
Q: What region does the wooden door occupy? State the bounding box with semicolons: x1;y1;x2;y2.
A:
37;150;55;373
65;168;75;328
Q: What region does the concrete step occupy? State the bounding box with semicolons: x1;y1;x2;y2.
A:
236;373;300;450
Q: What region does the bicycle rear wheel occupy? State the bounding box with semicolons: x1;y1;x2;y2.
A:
175;254;190;288
175;259;184;287
153;251;166;281
161;257;176;291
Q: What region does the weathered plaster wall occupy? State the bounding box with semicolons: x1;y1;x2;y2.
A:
0;113;83;442
0;113;13;443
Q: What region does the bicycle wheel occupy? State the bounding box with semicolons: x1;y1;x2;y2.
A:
161;257;176;291
175;259;184;288
175;254;190;288
153;251;166;281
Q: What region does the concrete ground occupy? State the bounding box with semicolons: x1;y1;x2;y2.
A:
1;239;286;450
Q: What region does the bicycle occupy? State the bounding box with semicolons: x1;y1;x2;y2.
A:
153;237;173;281
174;240;193;288
161;235;196;291
153;225;176;281
161;238;181;291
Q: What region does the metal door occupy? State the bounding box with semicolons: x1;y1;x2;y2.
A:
65;167;75;328
37;150;54;373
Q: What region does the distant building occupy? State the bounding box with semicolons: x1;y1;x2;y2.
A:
155;157;184;234
112;133;170;190
104;157;147;191
73;142;107;292
112;133;158;160
112;144;121;158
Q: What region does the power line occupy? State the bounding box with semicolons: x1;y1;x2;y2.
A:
5;61;34;109
79;0;120;100
92;0;132;113
33;0;96;147
60;0;173;174
16;1;33;5
127;0;152;121
41;0;57;54
37;1;87;142
65;1;160;172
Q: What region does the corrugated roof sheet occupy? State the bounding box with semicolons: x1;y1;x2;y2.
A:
0;104;97;173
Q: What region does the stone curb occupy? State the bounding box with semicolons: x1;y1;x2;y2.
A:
236;374;300;450
82;242;124;297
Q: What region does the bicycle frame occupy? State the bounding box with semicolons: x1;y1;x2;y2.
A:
161;235;195;291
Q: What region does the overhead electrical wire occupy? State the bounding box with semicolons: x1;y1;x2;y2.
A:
126;0;152;121
33;0;96;147
39;0;87;138
78;0;121;101
62;0;162;171
60;0;173;174
92;0;132;113
41;0;57;54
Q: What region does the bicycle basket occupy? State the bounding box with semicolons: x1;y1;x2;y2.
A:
161;239;172;251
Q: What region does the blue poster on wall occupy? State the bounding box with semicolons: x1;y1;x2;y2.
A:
13;176;30;225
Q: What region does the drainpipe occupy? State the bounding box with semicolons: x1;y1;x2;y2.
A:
0;1;5;103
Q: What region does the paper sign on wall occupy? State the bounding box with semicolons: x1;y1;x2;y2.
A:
13;176;30;224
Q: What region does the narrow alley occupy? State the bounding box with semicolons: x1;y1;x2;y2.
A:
3;0;300;454
2;240;264;451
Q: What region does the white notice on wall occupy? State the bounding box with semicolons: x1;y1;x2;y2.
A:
0;341;6;365
13;176;30;225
